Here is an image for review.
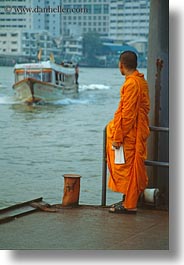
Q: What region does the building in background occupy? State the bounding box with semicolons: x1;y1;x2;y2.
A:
109;0;150;42
0;29;59;65
109;0;150;57
31;0;61;37
61;0;109;37
21;30;58;61
0;0;32;29
0;0;61;36
0;30;22;56
0;0;150;66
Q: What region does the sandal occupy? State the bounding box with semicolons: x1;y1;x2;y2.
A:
110;195;126;208
109;204;137;214
110;200;123;208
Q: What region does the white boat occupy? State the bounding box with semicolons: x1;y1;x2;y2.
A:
13;60;78;103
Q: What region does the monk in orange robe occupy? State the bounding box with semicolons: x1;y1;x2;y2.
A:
107;51;150;214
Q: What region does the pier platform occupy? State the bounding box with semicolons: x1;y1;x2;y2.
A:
0;203;168;250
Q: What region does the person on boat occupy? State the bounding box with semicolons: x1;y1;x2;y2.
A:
75;64;79;85
107;51;150;214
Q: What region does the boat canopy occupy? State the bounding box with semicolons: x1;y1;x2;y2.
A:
14;61;75;75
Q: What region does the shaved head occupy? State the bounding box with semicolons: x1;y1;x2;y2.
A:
119;51;137;70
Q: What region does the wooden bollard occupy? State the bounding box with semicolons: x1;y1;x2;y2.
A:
62;174;81;207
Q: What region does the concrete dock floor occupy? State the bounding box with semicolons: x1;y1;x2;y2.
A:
0;205;169;250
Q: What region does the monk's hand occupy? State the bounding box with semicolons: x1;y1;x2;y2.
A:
112;141;121;149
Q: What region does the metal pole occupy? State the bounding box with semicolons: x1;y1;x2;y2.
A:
153;58;163;187
101;126;107;206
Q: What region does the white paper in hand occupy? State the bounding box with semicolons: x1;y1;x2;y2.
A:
114;145;125;164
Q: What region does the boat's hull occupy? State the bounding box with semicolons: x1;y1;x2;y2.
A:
13;78;78;103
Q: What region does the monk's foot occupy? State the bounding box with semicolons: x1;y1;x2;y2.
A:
109;205;137;214
110;200;123;208
110;195;126;208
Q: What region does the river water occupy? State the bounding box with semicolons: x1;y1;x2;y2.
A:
0;66;146;208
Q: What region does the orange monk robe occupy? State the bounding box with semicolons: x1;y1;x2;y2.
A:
107;70;150;209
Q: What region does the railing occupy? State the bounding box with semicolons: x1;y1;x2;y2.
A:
101;125;169;206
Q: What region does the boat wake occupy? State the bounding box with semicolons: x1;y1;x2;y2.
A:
79;84;110;92
0;95;90;106
52;98;90;105
0;95;21;105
